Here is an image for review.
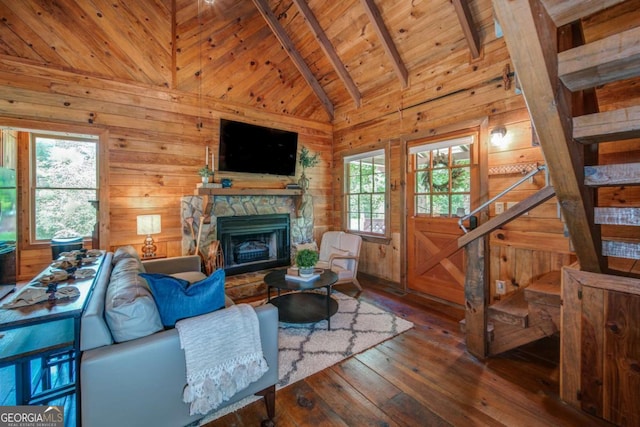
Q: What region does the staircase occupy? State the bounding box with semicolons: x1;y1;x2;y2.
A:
460;271;562;355
486;271;561;355
457;3;640;421
493;0;640;275
461;0;640;359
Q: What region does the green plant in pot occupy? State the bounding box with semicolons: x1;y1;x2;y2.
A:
295;249;319;277
198;166;213;183
297;146;319;192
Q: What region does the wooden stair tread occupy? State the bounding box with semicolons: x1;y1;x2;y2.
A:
602;239;640;259
488;291;529;328
573;106;640;144
558;26;640;91
540;0;627;27
584;163;640;187
594;207;640;226
525;271;561;307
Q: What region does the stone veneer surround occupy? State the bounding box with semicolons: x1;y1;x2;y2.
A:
180;193;314;268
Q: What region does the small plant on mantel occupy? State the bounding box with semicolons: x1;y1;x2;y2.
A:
198;166;213;183
298;146;320;191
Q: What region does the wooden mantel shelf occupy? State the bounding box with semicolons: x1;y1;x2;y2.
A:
195;187;302;196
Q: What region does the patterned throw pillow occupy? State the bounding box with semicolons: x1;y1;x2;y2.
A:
140;268;226;327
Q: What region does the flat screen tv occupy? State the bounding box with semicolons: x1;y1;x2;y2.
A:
218;119;298;176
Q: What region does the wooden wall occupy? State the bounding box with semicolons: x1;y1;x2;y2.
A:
331;33;576;296
0;58;332;280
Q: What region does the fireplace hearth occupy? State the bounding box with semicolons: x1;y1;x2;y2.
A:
218;213;290;275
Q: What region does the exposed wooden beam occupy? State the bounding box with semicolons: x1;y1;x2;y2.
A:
492;0;604;273
540;0;627;27
291;0;361;108
359;0;408;89
452;0;481;59
558;26;640;92
250;0;334;119
574;106;640;144
464;237;488;359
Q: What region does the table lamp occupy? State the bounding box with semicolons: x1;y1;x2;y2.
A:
137;214;161;258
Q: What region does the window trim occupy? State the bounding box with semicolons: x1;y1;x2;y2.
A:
407;130;479;219
29;132;100;244
342;142;391;243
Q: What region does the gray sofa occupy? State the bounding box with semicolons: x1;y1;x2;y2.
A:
80;249;278;427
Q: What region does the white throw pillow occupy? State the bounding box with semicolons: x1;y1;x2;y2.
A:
329;246;351;270
105;258;163;342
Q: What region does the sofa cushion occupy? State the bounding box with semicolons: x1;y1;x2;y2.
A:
141;268;226;327
112;245;146;272
105;257;163;343
171;271;207;283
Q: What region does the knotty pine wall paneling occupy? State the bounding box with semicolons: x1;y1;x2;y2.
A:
332;34;574;297
0;58;332;281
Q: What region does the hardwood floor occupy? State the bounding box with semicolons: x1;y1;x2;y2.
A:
205;275;611;427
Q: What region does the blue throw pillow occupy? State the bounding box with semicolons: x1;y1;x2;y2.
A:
140;269;226;327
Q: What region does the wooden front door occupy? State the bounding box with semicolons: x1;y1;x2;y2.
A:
407;217;466;304
406;132;479;306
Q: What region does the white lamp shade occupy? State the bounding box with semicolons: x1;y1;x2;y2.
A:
137;214;161;235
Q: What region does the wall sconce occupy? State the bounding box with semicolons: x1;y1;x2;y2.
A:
137;214;161;258
491;126;508;147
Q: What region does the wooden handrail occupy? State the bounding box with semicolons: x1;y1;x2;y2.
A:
458;186;556;248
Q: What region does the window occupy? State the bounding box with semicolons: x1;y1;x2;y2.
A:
344;148;387;237
410;135;473;217
31;134;98;241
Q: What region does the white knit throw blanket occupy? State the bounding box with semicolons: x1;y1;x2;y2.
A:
175;304;268;416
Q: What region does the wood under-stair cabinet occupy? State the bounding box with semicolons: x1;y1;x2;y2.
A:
561;267;640;426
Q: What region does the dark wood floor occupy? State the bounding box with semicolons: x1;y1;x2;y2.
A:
205;275;611;427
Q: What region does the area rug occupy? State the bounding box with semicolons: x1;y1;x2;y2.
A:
196;291;414;425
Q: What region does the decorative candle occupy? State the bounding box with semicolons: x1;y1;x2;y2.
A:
211;152;215;172
206;146;209;166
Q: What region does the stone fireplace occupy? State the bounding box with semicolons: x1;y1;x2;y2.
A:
180;191;314;277
217;213;290;275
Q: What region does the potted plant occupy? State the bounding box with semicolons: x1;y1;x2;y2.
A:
295;248;319;277
298;146;319;192
198;166;213;183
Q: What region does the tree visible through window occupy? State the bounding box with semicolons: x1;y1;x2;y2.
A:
344;149;386;236
32;134;98;241
411;136;473;217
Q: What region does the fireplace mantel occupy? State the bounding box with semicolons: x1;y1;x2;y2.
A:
182;188;313;264
196;188;302;196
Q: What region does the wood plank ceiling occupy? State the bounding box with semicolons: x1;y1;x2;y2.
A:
0;0;492;122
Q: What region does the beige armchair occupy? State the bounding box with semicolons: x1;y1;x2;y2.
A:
315;231;362;291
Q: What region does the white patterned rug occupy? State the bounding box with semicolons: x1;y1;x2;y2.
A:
196;291;414;425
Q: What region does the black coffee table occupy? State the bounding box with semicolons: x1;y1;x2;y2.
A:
264;269;339;330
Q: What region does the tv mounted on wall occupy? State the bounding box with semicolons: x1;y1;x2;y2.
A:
218;119;298;176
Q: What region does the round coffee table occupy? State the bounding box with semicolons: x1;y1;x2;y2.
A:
264;269;339;330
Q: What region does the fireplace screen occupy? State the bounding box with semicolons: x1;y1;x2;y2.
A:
217;213;291;276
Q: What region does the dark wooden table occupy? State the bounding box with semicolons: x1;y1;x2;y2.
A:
0;251;107;419
264;269;339;330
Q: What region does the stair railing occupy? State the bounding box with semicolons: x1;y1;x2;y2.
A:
458;165;548;233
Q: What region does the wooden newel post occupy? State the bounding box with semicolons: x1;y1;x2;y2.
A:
464;236;489;359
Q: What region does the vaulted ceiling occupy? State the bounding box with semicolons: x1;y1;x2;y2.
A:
0;0;496;122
